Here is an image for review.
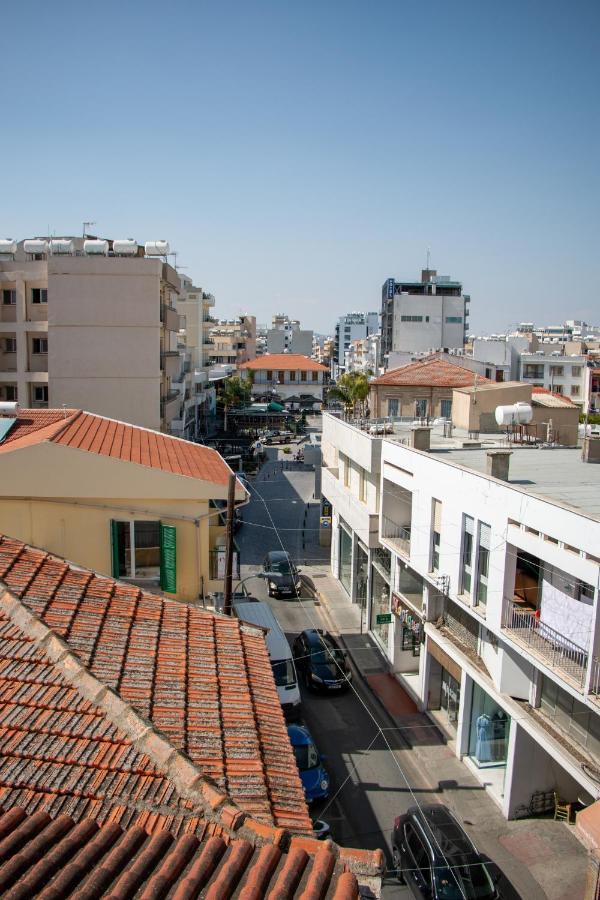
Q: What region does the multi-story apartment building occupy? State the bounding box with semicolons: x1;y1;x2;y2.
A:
334;312;379;368
380;270;469;364
519;352;588;406
323;408;600;820
0;236;181;433
267;314;313;357
344;333;381;375
207;315;256;365
173;276;216;440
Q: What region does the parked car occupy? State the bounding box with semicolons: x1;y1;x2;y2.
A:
263;550;302;598
292;628;352;691
392;804;499;898
287;723;330;803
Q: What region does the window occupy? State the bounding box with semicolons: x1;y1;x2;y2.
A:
445;316;463;323
31;288;47;304
549;365;564;376
553;384;564;394
359;468;366;502
475;523;490;610
571;385;580;396
111;520;176;591
496;370;505;382
404;825;432;889
2;386;17;401
415;398;427;417
400;315;423;322
2;290;16;305
266;370;272;380
461;515;474;596
3;338;16;353
312;371;318;381
571;366;581;377
440;399;452;418
388;398;398;416
278;370;285;383
301;371;307;382
425;315;430;322
343;454;350;487
523;364;544;379
485;368;492;379
32;337;48;354
33;385;48;403
289;370;296;381
431;499;441;572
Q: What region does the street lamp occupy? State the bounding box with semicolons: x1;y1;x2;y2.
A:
232;572;268;598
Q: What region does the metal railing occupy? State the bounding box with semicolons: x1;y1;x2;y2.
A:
589;659;600;697
502;599;588;687
372;547;391;577
381;517;411;556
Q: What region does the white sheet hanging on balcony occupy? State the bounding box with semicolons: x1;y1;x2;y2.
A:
540;564;592;652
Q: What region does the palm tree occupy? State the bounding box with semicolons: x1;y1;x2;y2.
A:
328;372;370;417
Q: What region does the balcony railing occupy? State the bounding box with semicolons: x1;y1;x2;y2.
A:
502;599;588;688
589;659;600;698
381;517;411;557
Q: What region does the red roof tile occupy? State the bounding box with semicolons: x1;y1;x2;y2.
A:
0;410;232;486
531;386;577;406
0;806;383;898
0;535;311;834
238;354;328;372
372;355;491;388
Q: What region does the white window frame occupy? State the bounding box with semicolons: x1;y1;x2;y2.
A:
32;337;48;354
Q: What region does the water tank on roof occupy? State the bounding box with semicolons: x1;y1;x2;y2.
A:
0;240;17;255
113;239;138;256
49;239;74;255
24;239;48;256
83;239;109;255
0;402;19;416
495;402;533;427
144;241;170;257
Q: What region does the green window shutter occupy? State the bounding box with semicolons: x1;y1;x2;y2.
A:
160;523;177;593
110;520;120;578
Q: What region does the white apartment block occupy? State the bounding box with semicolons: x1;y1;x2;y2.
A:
381;270;469;362
322;410;600;819
173;277;216;441
344;333;381;375
334;312;379;369
520;352;588;406
0;237;182;433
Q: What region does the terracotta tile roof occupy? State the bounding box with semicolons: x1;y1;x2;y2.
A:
531;386;577;407
0;536;310;834
238;354;328;372
0;409;232;485
371;355;491;388
0;805;382;898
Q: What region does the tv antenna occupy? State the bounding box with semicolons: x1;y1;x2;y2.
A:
426;246;431;270
83;221;96;238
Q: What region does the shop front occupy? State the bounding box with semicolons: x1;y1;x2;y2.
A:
427;639;463;736
370;550;392;652
339;524;353;596
391;592;423;675
355;541;369;615
466;682;511;801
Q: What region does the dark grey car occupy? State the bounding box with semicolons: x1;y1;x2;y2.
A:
263;550;302;598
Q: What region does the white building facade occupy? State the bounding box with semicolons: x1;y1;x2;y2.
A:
519;352;588;406
334;312;379;369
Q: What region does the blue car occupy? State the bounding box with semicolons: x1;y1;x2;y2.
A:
288;723;330;803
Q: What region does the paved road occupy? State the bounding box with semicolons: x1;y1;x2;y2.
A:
235;446;417;896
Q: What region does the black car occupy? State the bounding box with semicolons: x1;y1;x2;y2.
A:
263;551;302;598
292;629;352;692
392;805;499;899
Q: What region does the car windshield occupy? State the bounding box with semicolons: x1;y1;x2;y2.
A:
271;659;296;687
270;558;293;575
293;741;320;771
433;862;495;899
310;647;345;667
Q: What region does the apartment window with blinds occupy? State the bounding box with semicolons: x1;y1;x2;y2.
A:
431;499;442;572
461;515;475;596
475;523;491;610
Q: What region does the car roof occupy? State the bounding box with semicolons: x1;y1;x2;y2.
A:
302;628;335;648
266;550;291;561
287;723;314;746
407;805;478;859
231;600;292;661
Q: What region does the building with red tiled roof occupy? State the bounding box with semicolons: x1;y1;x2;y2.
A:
238;355;329;407
0;534;384;897
0;409;246;601
369;355;491;419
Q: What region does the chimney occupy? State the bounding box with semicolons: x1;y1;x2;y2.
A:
486;450;512;481
410;426;431;451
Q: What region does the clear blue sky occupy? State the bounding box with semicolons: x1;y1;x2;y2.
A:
2;0;599;334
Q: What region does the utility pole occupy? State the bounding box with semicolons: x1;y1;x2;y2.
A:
223;473;237;616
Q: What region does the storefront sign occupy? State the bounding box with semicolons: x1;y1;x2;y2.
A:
376;612;392;625
321;499;332;518
320;517;331;528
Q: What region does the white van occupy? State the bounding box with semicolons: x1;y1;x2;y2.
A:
233;599;301;719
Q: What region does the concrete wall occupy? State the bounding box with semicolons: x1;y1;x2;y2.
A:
451;383;531;432
391;294;466;353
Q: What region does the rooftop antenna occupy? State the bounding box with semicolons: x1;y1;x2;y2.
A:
426;246;431;271
83;221;96;238
169;251;188;271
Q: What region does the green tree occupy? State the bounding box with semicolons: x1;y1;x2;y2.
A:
328;372;370;417
220;374;252;431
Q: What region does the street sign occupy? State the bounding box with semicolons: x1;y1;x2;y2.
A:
376;612;392;625
320;517;331;528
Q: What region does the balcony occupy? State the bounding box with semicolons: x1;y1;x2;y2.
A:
161;304;180;332
193;369;208;385
381;517;411;557
502;599;588;689
161;350;182;379
161;389;180;422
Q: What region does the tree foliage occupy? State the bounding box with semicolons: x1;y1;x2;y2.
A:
328;371;370;416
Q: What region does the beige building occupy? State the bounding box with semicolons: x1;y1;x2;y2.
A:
208;315;256;366
0;407;247;601
0;237;182;433
452;381;580;445
173;276;217;440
